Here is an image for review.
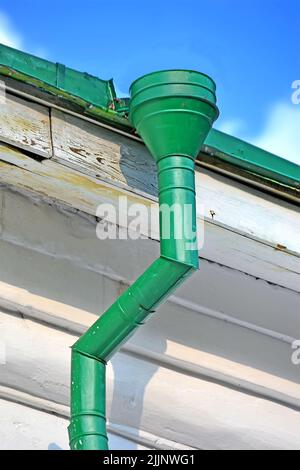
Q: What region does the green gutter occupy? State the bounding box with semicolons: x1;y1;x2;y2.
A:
0;44;128;127
205;129;300;190
0;43;299;191
68;69;219;450
0;44;115;108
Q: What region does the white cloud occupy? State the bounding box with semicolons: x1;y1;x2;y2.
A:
0;11;23;49
0;11;47;58
216;118;246;136
216;103;300;165
251;103;300;164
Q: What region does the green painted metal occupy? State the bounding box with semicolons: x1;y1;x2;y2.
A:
129;70;218;162
0;44;114;109
129;70;218;266
68;69;219;450
72;258;191;361
0;43;299;191
205;129;300;189
69;352;108;450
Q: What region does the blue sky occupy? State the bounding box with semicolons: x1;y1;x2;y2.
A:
0;0;299;162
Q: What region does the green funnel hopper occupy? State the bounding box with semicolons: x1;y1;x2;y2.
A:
129;69;219;161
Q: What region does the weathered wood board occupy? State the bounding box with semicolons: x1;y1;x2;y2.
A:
0;92;52;158
51;109;300;255
51;109;157;197
0;143;299;292
0;93;299;256
1;79;300;452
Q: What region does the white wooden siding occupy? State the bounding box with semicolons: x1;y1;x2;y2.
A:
0;398;152;450
0;143;299;292
0;183;299;449
0;92;299;450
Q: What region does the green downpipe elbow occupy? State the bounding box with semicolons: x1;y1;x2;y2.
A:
69;70;219;450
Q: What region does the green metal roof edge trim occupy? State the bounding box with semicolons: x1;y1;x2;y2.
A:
0;43;299;191
204;130;300;190
0;43;128;127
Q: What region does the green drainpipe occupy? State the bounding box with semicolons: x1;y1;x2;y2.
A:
68;70;219;450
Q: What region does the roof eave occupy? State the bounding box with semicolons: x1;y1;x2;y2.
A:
0;43;299;195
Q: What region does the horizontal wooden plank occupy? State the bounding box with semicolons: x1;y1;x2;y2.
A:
1;310;299;450
0;272;299;406
0;395;151;450
0;187;299;406
52;109;157;196
1;96;299;254
51;109;300;255
0;93;52;158
0;144;299;291
0;398;69;450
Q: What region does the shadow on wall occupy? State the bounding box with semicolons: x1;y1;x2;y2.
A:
48;442;62;450
109;336;167;450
